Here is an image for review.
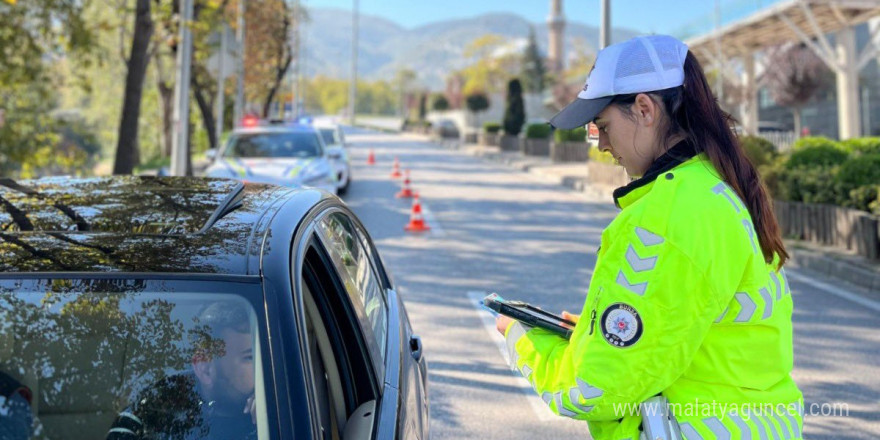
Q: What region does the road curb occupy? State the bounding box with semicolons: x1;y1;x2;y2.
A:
454;141;880;296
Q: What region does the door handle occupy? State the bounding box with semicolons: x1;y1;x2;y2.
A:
409;335;423;362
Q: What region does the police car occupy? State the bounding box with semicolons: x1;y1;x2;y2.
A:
205;119;339;195
314;122;352;195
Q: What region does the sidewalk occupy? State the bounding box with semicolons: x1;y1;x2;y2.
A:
447;140;880;296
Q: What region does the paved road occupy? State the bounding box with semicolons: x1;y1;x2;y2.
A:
339;127;880;440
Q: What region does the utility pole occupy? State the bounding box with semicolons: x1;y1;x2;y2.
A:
600;0;611;49
171;0;194;176
215;23;228;147
299;16;308;116
348;0;358;125
292;0;301;117
234;0;246;123
714;0;724;103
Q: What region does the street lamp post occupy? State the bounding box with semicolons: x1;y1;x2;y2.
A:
171;0;194;176
348;0;358;125
600;0;610;49
291;0;300;118
215;23;228;147
234;0;246;123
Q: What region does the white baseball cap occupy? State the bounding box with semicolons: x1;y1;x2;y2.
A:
549;35;689;130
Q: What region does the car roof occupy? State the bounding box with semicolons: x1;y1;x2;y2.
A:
0;176;325;275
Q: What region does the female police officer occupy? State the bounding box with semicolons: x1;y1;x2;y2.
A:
496;35;804;439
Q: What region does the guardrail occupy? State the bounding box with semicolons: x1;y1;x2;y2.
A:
775;201;879;260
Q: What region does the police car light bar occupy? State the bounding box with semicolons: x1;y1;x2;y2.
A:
242;116;260;127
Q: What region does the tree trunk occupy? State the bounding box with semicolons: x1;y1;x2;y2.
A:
192;76;217;151
155;54;175;158
793;107;802;137
261;54;292;118
113;0;153;175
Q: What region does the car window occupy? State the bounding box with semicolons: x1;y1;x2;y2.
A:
0;282;269;440
318;128;340;146
226;132;322;158
316;212;388;365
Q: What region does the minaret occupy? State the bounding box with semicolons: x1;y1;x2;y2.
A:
547;0;566;74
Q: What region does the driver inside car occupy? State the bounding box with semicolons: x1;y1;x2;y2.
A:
107;301;257;440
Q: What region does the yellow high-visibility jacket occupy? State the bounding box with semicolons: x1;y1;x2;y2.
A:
505;143;804;439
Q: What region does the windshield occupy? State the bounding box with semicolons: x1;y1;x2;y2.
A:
0;279;270;440
225;131;322;158
318;128;340;146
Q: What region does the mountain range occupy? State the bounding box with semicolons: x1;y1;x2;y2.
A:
300;7;641;89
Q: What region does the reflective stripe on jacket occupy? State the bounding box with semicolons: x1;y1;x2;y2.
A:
505;150;804;440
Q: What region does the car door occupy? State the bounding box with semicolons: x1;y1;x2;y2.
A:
293;207;423;439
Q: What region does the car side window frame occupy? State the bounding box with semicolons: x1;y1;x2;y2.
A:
313;209;389;377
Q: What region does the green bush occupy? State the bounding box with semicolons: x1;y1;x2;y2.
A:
589;146;616;164
740;135;777;168
503;78;525;136
840;137;880;156
777;166;841;205
524;123;552;139
785;144;849;169
791;136;840;150
553;126;587;143
757;157;786;199
836;153;880;197
847;185;879;213
483;122;502;134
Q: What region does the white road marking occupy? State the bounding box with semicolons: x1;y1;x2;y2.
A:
787;269;880;313
466;291;557;422
419;202;446;237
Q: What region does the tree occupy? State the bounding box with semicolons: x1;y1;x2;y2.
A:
763;43;831;135
0;1;95;87
113;0;154;175
521;26;546;93
432;94;450;111
465;93;490;114
460;34;515;95
241;0;300;118
503;79;525;136
0;0;98;176
418;93;428;121
394;68;418;117
465;92;490;131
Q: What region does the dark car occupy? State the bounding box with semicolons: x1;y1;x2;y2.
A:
0;176;428;440
430;119;459;139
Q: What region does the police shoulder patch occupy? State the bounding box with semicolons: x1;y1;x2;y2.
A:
600;303;643;348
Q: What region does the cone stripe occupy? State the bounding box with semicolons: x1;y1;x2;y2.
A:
405;194;430;232
396;169;414;198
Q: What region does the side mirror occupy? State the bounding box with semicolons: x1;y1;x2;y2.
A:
205;148;217;161
343;400;376;440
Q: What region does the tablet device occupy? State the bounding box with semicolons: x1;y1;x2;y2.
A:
482;293;575;339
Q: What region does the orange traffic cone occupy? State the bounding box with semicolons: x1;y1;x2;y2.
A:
404;194;430;232
390;158;402;178
396;170;415;198
367;149;375;165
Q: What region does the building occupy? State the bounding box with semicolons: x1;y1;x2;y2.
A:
547;0;566;74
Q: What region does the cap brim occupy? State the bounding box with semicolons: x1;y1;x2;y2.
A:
549;96;614;130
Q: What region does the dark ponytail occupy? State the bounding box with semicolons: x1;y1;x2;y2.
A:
614;52;788;268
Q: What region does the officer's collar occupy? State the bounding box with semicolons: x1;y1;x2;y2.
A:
613;139;698;209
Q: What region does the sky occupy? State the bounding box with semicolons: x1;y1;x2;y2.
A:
303;0;784;39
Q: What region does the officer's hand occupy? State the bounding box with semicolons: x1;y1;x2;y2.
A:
561;311;580;326
495;315;514;336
